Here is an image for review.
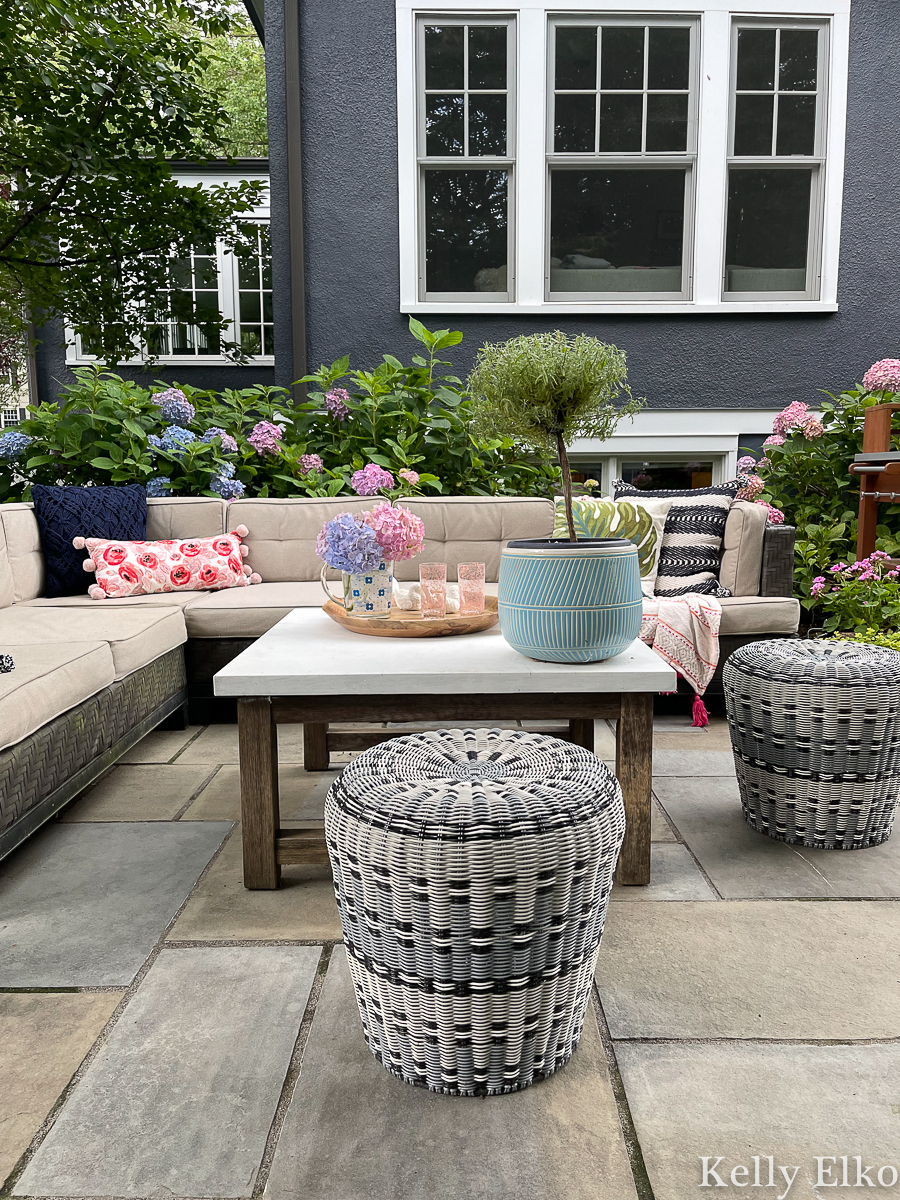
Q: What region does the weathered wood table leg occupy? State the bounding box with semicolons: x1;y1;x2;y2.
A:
614;692;654;885
303;722;329;771
238;697;280;889
568;718;595;753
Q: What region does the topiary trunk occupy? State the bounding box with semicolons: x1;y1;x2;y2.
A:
555;431;577;541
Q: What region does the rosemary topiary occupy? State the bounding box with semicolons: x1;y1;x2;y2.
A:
467;331;642;541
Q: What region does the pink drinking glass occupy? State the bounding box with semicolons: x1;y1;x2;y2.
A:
457;562;486;615
419;562;446;619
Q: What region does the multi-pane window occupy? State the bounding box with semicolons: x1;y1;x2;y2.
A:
725;23;824;298
148;244;221;357
236;224;274;357
548;18;697;300
417;18;514;299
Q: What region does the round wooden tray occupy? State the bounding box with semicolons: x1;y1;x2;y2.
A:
322;595;498;638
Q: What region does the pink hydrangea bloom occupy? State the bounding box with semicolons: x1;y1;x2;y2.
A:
361;501;425;562
757;457;771;471
736;455;757;474
737;474;765;500
802;416;824;440
351;463;394;496
863;359;900;393
756;501;784;524
248;421;283;455
398;468;420;486
763;434;785;448
300;453;324;473
772;402;809;437
325;388;351;420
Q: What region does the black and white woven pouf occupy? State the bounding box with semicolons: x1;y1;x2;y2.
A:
324;727;625;1096
724;640;900;849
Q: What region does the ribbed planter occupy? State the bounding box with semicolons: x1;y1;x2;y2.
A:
497;538;642;664
724;639;900;849
325;728;626;1096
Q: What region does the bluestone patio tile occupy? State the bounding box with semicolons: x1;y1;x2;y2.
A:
175;722;308;765
652;749;736;776
595;900;900;1040
264;950;638;1200
60;764;214;821
617;1042;900;1200
611;844;716;901
118;725;202;764
0;822;231;986
0;992;122;1187
167;826;342;941
650;797;677;842
14;946;319;1199
654;776;900;898
180;764;336;820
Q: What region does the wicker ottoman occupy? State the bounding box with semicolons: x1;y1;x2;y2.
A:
724;640;900;849
324;727;625;1096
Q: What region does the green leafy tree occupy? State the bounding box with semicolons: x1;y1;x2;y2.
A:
0;0;266;366
466;331;642;540
198;11;267;159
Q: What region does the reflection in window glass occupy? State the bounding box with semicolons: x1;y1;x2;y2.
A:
549;170;685;294
621;461;714;490
725;169;812;293
424;170;508;293
555;26;596;90
425;26;463;90
423;23;508;158
236;225;274;357
733;26;818;158
149;246;221;357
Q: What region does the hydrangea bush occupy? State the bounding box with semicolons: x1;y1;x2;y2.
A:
741;361;900;610
0;320;556;504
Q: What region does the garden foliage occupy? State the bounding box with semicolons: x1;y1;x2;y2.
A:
0;321;557;503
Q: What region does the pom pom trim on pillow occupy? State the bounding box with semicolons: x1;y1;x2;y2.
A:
74;532;262;600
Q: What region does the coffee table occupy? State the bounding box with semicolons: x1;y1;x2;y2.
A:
213;608;676;890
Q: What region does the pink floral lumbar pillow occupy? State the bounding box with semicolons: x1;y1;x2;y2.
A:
73;525;262;600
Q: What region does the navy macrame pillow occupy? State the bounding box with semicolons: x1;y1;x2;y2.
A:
31;484;148;597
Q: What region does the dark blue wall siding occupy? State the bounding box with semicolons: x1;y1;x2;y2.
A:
290;0;899;409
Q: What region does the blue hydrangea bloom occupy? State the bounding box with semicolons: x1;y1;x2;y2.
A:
215;461;235;479
152;388;195;426
210;475;245;500
317;512;384;574
0;430;33;460
201;427;239;454
146;476;172;497
147;433;163;451
154;426;195;457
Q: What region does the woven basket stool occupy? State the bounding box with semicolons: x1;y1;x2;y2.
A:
724;640;900;849
324;727;625;1096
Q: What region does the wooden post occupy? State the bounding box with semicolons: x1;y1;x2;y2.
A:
615;692;654;886
238;698;280;889
568;718;595;754
857;473;880;561
303;722;329;770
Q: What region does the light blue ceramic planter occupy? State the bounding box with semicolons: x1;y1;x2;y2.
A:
498;538;643;663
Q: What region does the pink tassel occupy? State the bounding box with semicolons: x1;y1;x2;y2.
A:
72;536;86;549
82;559;96;572
249;572;262;584
233;524;249;537
692;693;710;728
239;544;249;557
88;585;106;600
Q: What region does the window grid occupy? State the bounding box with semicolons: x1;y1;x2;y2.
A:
150;246;221;358
236;223;274;358
731;26;821;158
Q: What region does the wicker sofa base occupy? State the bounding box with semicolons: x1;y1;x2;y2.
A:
0;647;187;862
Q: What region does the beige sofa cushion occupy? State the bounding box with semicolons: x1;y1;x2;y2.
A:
22;591;206;610
147;497;226;539
719;501;767;597
226;495;555;583
0;641;115;751
0;503;44;602
0;605;186;679
0;514;14;609
719;595;800;636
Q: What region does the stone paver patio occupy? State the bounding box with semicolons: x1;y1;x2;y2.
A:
1;715;898;1199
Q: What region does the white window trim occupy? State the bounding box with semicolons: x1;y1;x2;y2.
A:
66;171;273;367
396;0;850;315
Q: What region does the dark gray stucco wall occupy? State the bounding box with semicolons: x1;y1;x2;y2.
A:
280;0;899;409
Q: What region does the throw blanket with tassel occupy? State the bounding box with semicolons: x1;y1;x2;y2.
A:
640;595;722;727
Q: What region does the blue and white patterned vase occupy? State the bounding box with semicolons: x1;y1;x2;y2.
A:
321;560;393;618
498;539;642;663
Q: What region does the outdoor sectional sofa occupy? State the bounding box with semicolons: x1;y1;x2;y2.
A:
0;494;799;860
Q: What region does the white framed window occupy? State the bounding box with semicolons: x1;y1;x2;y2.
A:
396;0;851;315
67;170;272;365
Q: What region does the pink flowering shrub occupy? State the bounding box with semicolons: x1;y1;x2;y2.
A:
763;434;785;448
736;455;757;474
324;388;351;420
755;501;783;524
248;421;283;455
736;474;765;501
361;502;425;562
398;468;420;486
772;401;809;436
810;551;900;632
802;416;824;440
351;463;395;496
299;453;324;473
863;359;900;393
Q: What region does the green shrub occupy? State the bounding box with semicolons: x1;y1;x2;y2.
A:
831;628;900;652
0;321;557;503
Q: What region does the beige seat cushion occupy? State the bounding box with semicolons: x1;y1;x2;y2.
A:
0;503;43;602
22;591;207;611
0;642;115;751
0;606;186;679
719;595;800;636
147;497;226;539
0;515;15;609
719;501;767;597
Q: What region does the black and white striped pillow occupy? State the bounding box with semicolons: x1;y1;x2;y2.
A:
613;479;745;598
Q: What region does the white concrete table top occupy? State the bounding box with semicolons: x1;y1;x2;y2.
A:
213;608;677;697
